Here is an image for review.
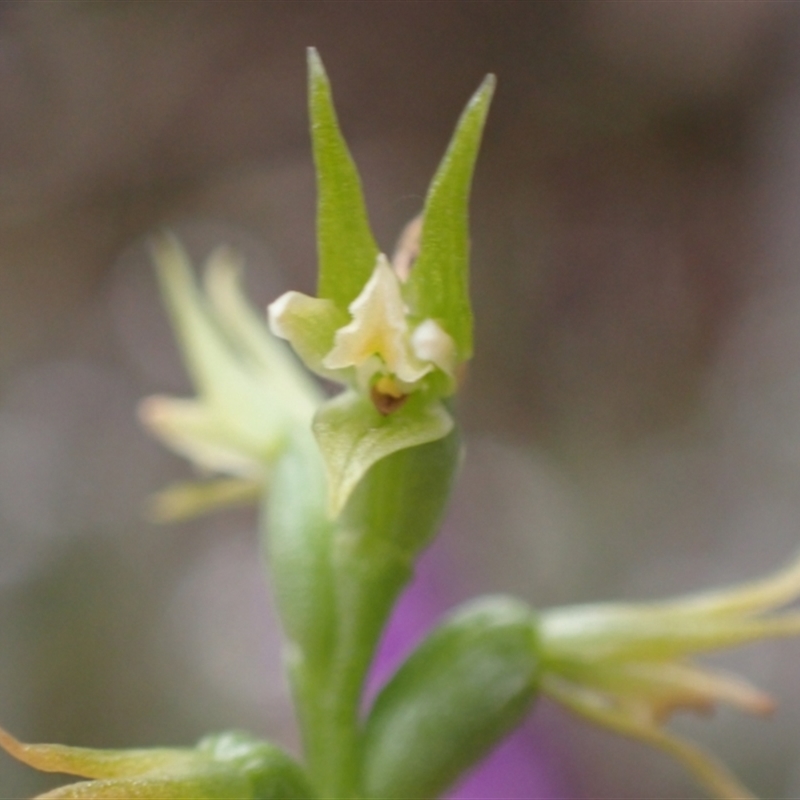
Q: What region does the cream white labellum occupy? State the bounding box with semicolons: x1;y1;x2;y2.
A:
323;255;430;390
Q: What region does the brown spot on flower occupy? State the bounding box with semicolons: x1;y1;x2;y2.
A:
371;375;409;415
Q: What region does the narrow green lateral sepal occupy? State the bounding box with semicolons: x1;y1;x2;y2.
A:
406;74;495;360
312;390;453;518
308;47;380;310
361;596;540;800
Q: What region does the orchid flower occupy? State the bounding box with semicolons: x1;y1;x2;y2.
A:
137;235;321;521
539;552;800;799
0;727;313;799
266;49;493;517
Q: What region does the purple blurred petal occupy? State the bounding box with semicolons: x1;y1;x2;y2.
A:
447;720;567;800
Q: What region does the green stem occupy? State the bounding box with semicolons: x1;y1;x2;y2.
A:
265;429;460;799
291;554;410;799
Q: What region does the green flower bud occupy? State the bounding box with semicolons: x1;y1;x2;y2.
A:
361;596;540;800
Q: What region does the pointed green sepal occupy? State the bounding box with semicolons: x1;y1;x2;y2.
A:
312;390;453;517
308;47;379;310
406;75;495;360
361;596;540;800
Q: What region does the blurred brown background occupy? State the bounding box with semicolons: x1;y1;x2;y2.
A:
3;1;800;797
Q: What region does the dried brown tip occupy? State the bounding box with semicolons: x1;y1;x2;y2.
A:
392;214;423;281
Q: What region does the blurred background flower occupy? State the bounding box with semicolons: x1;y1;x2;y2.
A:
3;1;800;797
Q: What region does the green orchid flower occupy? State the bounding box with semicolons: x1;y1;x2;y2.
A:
539;551;800;800
138;235;321;521
266;48;494;517
0;727;314;799
129;54;495;799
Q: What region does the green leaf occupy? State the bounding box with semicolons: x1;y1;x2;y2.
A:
406;75;495;360
308;47;379;310
361;596;540;800
312;391;453;518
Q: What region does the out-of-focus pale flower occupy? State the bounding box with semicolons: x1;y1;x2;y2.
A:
539;552;800;799
138;235;321;521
